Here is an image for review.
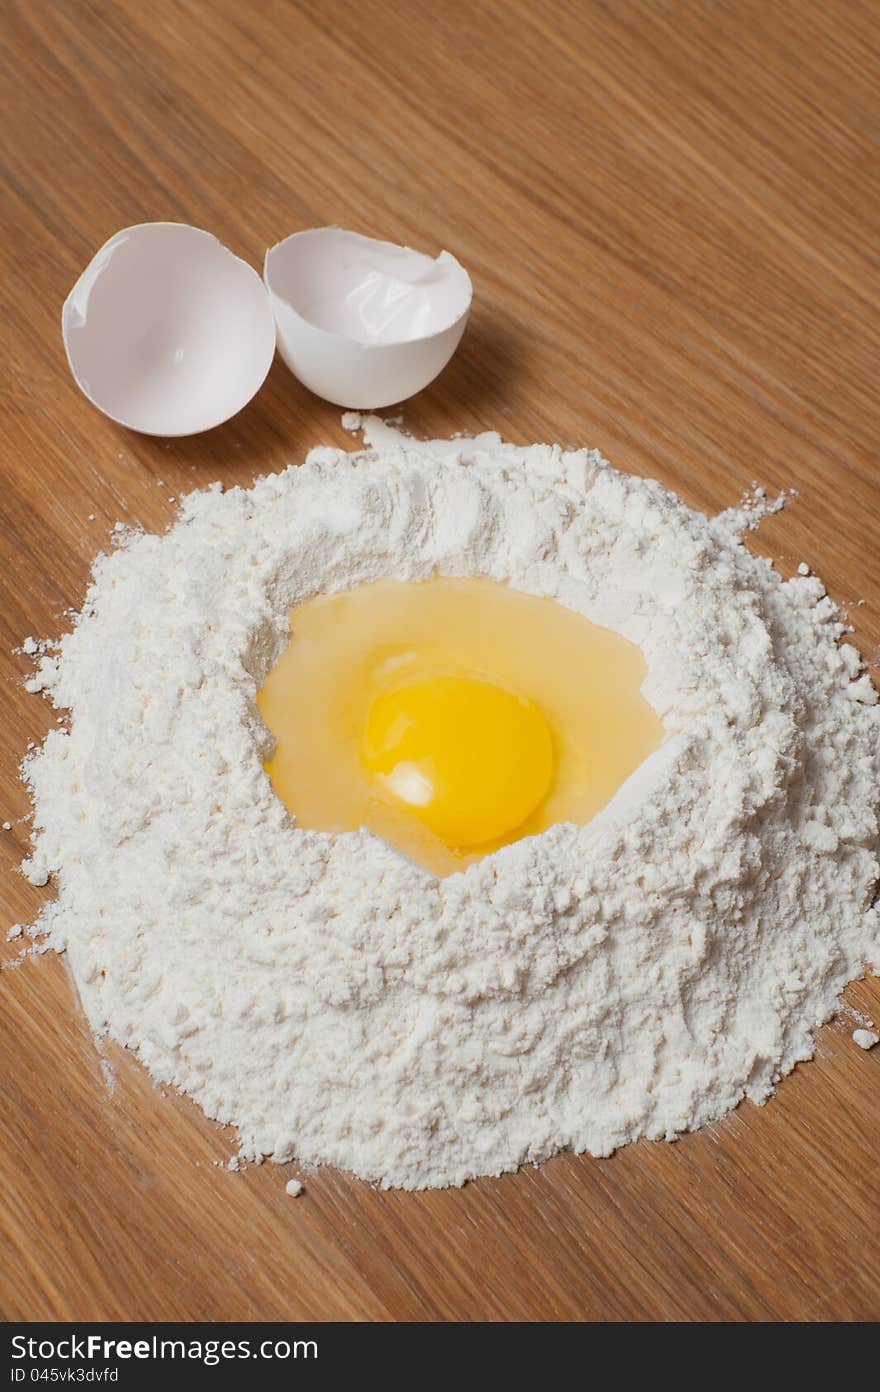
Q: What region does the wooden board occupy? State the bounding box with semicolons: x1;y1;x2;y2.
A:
1;0;879;1323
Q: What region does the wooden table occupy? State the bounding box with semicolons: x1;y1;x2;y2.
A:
2;0;879;1323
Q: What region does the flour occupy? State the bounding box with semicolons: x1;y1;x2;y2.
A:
17;420;880;1189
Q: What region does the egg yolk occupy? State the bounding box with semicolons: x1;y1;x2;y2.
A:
362;672;554;848
257;576;663;877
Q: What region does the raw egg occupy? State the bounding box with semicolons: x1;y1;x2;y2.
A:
258;577;664;878
362;668;554;847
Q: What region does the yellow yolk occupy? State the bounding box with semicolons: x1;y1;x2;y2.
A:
257;577;664;878
362;672;554;848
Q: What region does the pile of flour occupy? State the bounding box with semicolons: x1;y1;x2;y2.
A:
18;419;880;1189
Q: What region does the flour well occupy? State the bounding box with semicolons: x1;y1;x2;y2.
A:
19;420;880;1188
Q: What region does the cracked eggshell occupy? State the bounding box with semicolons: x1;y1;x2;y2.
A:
62;223;277;436
263;227;472;409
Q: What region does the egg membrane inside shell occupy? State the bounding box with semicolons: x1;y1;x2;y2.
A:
264;227;472;345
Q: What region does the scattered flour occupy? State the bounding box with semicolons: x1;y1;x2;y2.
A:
15;420;880;1189
852;1029;879;1050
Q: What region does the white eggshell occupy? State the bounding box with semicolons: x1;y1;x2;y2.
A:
62;223;277;436
263;228;472;409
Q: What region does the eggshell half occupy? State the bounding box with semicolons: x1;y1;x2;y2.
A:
263;228;472;409
62;223;277;436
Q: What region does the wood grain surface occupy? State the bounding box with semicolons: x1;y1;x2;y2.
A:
2;0;879;1323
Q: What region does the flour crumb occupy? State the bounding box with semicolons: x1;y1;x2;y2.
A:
21;855;48;887
853;1029;879;1050
842;1001;874;1028
798;562;811;576
227;1155;241;1172
285;1178;304;1197
2;822;11;831
341;411;363;432
22;636;38;656
6;925;23;941
98;1051;117;1096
